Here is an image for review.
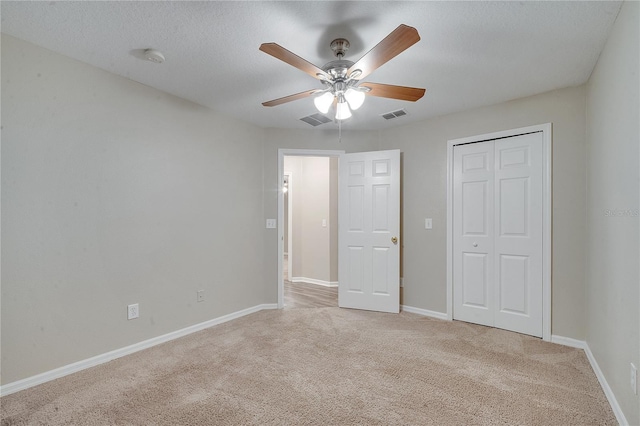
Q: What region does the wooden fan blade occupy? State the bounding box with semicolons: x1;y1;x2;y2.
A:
262;89;320;107
347;24;420;80
360;82;426;102
260;43;330;80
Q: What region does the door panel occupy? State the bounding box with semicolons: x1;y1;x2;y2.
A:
347;246;364;292
339;149;400;313
498;254;529;314
453;142;494;327
493;133;543;336
499;177;529;236
462;253;489;308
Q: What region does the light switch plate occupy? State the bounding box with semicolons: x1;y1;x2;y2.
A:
266;219;276;229
425;218;433;229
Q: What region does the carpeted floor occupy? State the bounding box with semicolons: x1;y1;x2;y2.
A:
1;307;616;425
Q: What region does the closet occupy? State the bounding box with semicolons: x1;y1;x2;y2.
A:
452;132;543;337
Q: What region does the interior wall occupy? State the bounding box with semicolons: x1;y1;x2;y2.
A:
585;1;640;423
1;36;266;385
378;85;588;340
329;157;338;282
283;176;289;255
300;157;330;282
283;156;338;284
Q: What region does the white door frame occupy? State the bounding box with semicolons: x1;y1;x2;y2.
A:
277;149;345;308
446;123;552;341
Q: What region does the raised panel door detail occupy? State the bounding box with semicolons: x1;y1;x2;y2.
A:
372;247;389;295
347;246;364;292
462;153;488;172
372;184;390;232
462;253;488;308
349;161;365;177
499;146;530;169
499;177;529;237
499;254;529;315
372;159;390;176
348;186;364;231
462;181;488;236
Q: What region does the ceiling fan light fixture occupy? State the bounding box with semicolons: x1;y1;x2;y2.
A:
314;92;334;114
335;100;352;120
345;88;366;110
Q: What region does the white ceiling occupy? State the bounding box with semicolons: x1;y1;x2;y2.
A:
1;1;622;131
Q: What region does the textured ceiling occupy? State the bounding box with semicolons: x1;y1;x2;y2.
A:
1;1;622;130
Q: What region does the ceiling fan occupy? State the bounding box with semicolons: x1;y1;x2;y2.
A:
259;24;426;121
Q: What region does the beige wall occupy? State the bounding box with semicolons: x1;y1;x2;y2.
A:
285;157;331;282
585;1;639;423
378;86;588;339
1;36;267;384
329;157;338;282
283;156;338;284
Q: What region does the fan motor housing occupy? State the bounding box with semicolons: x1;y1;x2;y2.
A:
322;59;355;80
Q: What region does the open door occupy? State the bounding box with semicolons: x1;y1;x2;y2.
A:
338;149;400;313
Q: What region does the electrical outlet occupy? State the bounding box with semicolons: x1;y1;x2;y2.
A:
127;303;139;320
197;290;205;303
631;363;637;395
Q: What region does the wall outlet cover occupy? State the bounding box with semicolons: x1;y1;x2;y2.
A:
127;303;139;320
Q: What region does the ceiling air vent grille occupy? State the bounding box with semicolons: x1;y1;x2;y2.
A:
381;109;408;120
300;113;332;127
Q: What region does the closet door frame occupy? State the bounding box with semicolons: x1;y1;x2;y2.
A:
446;123;552;341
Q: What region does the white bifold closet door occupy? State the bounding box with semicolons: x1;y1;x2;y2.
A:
453;132;543;337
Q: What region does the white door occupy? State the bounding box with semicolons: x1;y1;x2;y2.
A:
453;132;543;337
338;149;400;313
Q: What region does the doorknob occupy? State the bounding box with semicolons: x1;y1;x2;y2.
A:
391;236;398;244
473;242;478;247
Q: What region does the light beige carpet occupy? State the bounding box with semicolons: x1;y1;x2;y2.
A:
1;308;616;425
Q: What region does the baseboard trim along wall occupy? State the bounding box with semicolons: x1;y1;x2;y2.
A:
551;335;627;425
290;277;338;287
0;303;279;397
401;305;448;321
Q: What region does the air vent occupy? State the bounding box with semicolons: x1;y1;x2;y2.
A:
300;113;332;127
381;109;408;120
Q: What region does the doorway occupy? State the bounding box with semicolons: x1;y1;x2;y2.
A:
277;150;344;308
277;148;402;313
446;124;552;340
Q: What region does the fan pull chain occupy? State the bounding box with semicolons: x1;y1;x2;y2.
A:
338;119;342;143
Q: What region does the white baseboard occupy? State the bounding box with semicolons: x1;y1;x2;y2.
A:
0;303;278;397
290;277;338;287
550;334;586;349
401;305;448;320
551;335;627;426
